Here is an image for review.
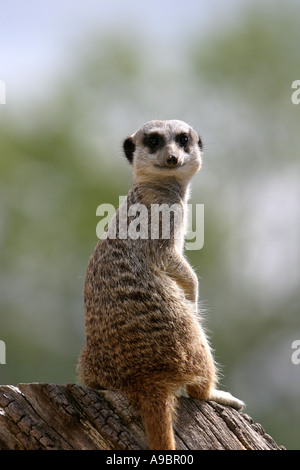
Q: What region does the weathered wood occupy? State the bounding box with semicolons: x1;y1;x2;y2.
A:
0;383;284;450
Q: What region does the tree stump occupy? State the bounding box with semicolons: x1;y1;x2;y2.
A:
0;383;284;451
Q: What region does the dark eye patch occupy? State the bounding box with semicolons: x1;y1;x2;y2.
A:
176;133;189;148
143;132;164;153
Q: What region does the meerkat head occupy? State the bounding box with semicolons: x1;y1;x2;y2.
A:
123;120;203;187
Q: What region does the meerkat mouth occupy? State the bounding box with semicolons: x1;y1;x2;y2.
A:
154;163;186;170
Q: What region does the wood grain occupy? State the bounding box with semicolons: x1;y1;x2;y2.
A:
0;383;285;450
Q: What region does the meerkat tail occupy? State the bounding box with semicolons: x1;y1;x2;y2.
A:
130;388;177;451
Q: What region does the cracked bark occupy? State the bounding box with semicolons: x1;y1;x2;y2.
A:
0;383;285;450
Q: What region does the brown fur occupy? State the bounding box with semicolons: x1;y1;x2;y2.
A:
78;120;244;450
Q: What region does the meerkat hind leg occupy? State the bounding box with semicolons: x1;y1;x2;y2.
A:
209;388;245;410
185;384;245;411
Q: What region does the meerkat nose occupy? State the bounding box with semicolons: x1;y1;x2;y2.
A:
166;155;178;166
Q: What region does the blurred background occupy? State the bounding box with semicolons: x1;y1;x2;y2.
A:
0;0;299;449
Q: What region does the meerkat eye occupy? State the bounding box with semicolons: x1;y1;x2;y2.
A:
144;133;161;150
149;136;159;148
148;135;159;148
177;134;189;147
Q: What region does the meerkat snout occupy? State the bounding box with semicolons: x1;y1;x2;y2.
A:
166;154;178;166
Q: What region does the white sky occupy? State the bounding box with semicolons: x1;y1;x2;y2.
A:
0;0;248;100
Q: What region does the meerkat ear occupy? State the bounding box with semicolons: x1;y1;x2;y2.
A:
123;136;135;164
197;135;203;151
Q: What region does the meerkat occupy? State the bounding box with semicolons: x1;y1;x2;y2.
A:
78;119;244;450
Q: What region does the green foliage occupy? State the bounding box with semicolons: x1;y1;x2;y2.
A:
192;7;300;105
